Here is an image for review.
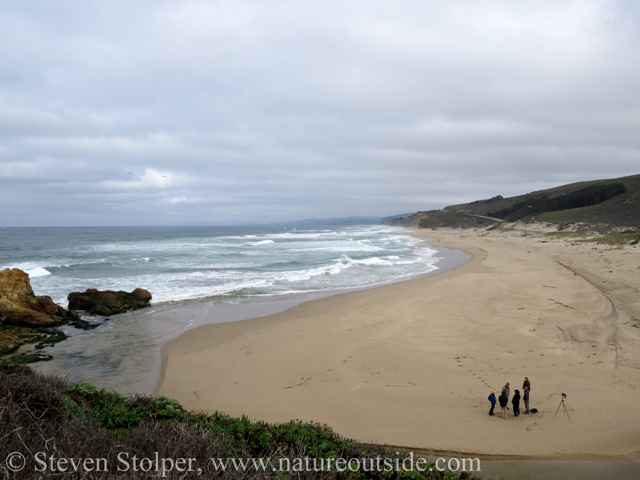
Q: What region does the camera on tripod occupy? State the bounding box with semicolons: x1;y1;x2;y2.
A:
555;392;570;420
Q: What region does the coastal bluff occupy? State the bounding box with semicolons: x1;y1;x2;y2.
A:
0;268;75;328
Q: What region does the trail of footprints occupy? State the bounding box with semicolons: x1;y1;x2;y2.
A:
454;355;493;391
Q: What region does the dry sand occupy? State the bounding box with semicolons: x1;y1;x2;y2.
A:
157;225;640;459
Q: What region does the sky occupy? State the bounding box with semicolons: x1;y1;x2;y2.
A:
1;0;639;226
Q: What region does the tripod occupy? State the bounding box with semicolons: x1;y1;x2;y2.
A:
554;395;570;420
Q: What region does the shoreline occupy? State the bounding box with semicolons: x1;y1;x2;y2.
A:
157;226;640;461
30;232;469;397
154;242;472;395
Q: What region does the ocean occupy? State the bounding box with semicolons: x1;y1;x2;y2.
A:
1;225;438;306
1;225;467;394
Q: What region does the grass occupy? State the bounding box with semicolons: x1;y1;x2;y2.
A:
418;211;499;229
0;360;477;479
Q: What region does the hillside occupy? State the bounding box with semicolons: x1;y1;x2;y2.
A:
444;173;640;228
384;174;640;229
385;211;500;229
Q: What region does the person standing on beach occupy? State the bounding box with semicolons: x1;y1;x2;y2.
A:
502;382;510;397
523;386;530;414
512;389;521;417
488;390;497;416
498;392;508;418
501;382;510;407
523;377;531;391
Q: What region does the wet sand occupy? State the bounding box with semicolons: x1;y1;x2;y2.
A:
157;224;640;465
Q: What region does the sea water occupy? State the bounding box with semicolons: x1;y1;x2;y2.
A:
1;225;438;306
0;225;456;394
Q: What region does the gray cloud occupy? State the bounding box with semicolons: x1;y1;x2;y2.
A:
1;0;639;226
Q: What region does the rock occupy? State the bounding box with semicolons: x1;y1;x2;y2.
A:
0;327;43;355
0;326;67;356
0;268;74;328
67;288;152;316
8;352;53;364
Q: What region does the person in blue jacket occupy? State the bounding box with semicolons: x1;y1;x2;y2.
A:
488;390;497;416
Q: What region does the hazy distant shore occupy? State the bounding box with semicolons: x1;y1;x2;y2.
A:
157;225;640;462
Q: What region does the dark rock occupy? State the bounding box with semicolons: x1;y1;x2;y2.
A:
67;288;152;316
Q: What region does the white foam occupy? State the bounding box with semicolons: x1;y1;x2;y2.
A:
27;266;52;278
352;257;392;266
0;263;52;278
250;240;275;246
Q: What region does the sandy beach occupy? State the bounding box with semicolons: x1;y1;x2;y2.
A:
157;224;640;459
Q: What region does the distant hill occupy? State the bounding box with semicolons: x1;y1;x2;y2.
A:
385;173;640;229
384;211;500;228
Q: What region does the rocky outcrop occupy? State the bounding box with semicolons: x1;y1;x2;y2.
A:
0;326;66;356
0;268;77;328
67;288;152;316
0;327;42;355
0;268;80;356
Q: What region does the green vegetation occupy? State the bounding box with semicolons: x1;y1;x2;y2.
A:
0;360;476;479
418;211;500;229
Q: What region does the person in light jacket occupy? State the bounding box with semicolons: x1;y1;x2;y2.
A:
523;385;530;414
501;382;510;399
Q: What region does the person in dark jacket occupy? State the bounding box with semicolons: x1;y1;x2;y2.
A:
498;392;508;418
512;389;521;417
523;377;531;391
488;390;497;416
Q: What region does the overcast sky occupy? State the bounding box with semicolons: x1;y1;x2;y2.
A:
1;0;639;226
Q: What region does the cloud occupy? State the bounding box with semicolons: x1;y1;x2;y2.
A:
0;0;639;225
101;169;175;191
